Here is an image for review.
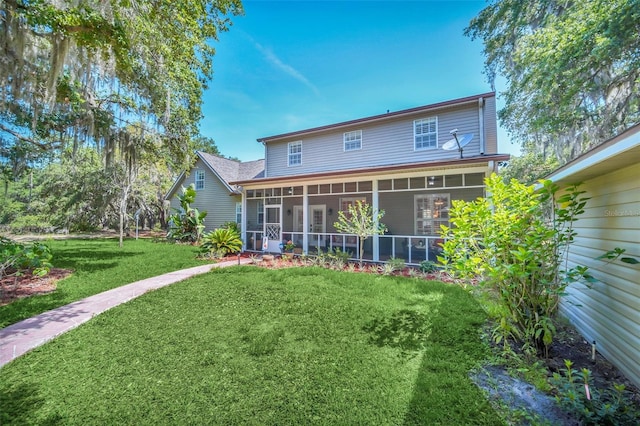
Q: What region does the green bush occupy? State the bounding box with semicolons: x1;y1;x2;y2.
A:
419;260;438;273
167;184;207;243
440;174;593;355
200;227;242;258
550;359;640;425
0;237;53;277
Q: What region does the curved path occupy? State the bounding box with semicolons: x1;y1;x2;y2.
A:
0;258;252;368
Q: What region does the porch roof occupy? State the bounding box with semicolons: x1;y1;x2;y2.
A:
230;153;510;187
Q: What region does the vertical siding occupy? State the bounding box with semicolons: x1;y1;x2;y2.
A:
266;103;488;177
166;159;238;232
483;96;498;154
560;163;640;388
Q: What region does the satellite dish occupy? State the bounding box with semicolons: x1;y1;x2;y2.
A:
443;132;474;158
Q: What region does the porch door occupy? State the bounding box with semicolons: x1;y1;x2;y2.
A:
264;205;282;252
293;205;326;250
309;205;326;249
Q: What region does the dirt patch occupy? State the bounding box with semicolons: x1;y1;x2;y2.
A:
0;268;73;306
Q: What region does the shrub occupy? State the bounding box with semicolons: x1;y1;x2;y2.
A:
440;174;593;355
0;237;53;277
167;184;207;243
200;227;242;258
419;260;438;273
550;360;640;425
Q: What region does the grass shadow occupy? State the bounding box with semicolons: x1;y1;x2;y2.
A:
0;381;61;425
402;284;499;425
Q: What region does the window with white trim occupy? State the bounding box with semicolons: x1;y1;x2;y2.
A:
414;117;438;150
288;141;302;166
257;201;264;225
343;130;362;151
195;170;205;190
339;197;367;218
235;202;242;224
414;194;449;235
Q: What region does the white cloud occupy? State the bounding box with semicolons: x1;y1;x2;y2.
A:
250;37;321;97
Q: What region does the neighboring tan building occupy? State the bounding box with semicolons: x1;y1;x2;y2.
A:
546;123;640;388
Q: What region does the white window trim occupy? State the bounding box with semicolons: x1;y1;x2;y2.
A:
414;193;449;235
288;141;302;167
343;130;362;151
413;117;438;151
257;201;264;225
235;202;242;224
195;170;205;190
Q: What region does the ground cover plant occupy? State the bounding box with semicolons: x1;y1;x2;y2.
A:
0;238;204;328
0;267;499;425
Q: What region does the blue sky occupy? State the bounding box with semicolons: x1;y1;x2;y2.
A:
200;0;520;161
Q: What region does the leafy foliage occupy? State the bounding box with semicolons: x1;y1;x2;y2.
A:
550;359;640;425
0;237;52;278
1;0;243;167
466;0;640;162
200;226;242;258
499;152;559;185
333;200;387;267
167;184;207;243
440;174;593;355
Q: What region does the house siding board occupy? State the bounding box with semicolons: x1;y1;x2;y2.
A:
560;163;640;387
379;187;484;235
483;96;497;154
168;159;237;232
265;104;487;178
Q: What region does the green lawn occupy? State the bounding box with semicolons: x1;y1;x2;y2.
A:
0;238;205;328
0;267;500;425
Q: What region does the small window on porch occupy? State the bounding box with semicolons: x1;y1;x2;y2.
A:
257;201;264;225
415;194;449;235
340;197;367;218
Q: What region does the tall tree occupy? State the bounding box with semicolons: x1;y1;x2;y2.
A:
466;0;640;163
1;0;243;168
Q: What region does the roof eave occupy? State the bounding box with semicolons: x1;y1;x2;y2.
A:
257;92;495;143
230;154;510;186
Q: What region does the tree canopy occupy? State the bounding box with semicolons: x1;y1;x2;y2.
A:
466;0;640;162
1;0;243;165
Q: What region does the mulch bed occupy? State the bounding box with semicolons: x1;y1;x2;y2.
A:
0;268;73;306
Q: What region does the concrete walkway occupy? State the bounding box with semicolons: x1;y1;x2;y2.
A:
0;258;252;368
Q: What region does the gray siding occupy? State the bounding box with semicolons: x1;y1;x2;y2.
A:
380;187;484;235
560;163;640;387
167;159;239;232
483;96;498;154
266;102;493;177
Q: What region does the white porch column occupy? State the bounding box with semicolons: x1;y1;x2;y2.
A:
372;179;380;262
302;185;309;254
240;191;247;251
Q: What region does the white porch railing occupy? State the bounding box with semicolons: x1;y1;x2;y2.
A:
244;231;444;265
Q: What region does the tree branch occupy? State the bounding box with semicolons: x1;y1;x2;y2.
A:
0;122;57;150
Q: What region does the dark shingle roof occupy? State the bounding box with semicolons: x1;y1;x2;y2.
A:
197;151;265;191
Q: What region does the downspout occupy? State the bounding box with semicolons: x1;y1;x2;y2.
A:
262;141;268;177
478;97;485;155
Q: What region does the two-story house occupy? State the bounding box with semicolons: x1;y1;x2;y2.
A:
231;92;510;263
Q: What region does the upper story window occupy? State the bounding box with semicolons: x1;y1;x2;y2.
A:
414;117;438;150
343;130;362;151
288;141;302;166
195;170;205;190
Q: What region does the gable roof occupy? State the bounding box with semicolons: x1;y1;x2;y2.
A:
257;92;495;143
165;151;265;199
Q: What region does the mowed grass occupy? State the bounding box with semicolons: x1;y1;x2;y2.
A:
0;238;204;328
0;267;500;425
